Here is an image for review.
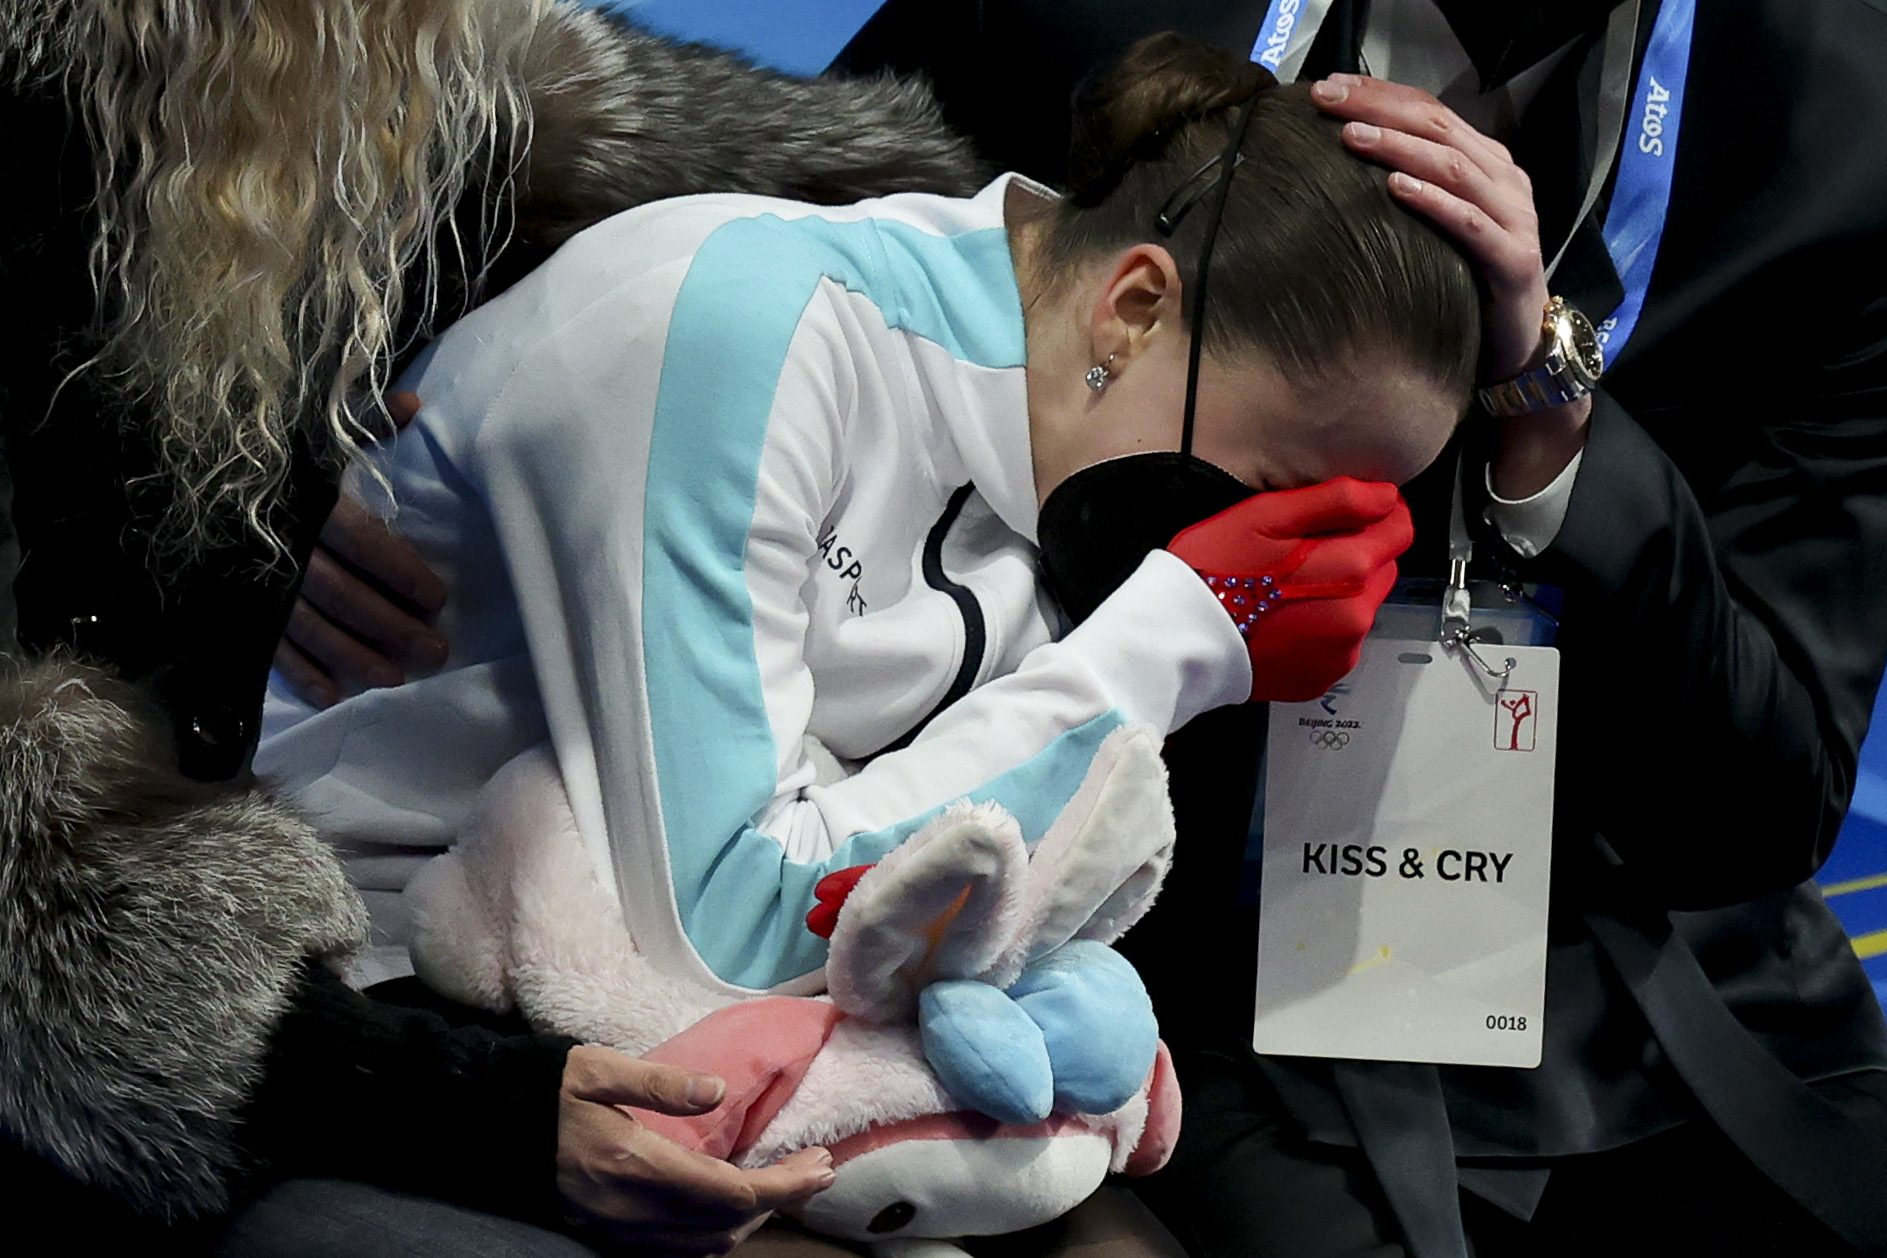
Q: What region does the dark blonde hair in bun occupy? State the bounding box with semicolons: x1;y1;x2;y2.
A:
1066;32;1276;206
1048;32;1480;397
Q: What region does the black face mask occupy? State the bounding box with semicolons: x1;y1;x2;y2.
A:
1037;79;1267;626
1037;453;1252;625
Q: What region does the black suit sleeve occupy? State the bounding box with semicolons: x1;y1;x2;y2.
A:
1531;385;1887;909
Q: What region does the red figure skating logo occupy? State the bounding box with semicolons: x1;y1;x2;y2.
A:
1495;689;1538;752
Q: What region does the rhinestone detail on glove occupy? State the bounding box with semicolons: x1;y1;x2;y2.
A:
1199;572;1284;637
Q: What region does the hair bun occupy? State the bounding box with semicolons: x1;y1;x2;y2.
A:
1066;33;1277;205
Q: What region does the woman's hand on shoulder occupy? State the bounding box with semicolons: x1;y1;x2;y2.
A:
557;1044;835;1256
273;391;450;708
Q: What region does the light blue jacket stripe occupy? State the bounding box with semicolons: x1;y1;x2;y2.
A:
692;710;1125;990
642;210;1102;990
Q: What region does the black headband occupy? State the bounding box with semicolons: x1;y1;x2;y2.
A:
1168;83;1264;458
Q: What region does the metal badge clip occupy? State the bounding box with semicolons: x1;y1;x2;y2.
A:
1444;625;1516;684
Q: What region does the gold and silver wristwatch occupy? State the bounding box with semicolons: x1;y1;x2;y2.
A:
1474;296;1606;417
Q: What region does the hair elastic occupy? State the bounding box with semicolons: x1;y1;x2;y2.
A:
1174;83;1264;458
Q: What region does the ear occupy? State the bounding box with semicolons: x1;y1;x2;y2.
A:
983;725;1175;989
825;801;1030;1025
407;851;513;1013
632;997;845;1162
1121;1042;1183;1177
1088;243;1184;366
408;746;573;1014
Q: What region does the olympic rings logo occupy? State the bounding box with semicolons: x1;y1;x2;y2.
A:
1308;730;1351;750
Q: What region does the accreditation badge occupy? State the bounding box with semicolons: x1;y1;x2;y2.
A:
1252;636;1559;1068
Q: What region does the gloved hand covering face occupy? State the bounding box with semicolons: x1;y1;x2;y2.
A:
1036;450;1251;625
1168;477;1412;702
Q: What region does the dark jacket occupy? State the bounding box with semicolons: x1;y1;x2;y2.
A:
842;0;1887;1240
0;4;979;1238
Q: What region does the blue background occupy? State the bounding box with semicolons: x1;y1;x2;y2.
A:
588;0;884;77
1823;687;1887;1008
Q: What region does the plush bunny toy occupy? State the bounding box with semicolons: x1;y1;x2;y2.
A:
409;726;1182;1254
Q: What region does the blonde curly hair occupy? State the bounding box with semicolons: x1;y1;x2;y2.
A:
4;0;546;554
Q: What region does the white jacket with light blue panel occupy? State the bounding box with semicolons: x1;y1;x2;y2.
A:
257;174;1252;996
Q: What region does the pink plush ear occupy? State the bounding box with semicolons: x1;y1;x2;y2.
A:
1121;1042;1182;1177
630;997;844;1161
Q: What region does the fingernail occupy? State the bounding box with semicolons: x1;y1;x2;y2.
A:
1391;172;1424;193
811;1148;833;1167
1346;121;1380;144
815;1168;837;1188
410;633;449;669
408;580;448;614
389;390;423;424
687;1076;725;1107
1312;81;1349;103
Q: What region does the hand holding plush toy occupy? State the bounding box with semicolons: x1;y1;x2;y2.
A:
410;726;1183;1255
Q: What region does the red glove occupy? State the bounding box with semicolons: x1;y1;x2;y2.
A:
1167;477;1413;703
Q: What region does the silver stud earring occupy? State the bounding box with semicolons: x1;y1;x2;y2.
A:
1085;353;1117;393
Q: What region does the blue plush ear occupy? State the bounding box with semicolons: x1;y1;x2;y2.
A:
918;980;1054;1126
1007;940;1158;1116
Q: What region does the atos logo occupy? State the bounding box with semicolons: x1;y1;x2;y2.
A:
1255;0;1301;69
1638;77;1673;156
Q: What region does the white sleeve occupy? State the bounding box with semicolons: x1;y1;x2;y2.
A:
701;542;1249;992
641;367;1249;991
1482;448;1584;558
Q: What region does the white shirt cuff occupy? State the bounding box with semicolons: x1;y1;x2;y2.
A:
1483;448;1584;559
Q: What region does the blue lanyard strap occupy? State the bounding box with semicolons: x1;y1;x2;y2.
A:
1251;0;1336;78
1236;0;1693;641
1596;0;1696;359
1248;0;1696;361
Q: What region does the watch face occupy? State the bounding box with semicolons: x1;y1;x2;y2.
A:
1558;306;1605;382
